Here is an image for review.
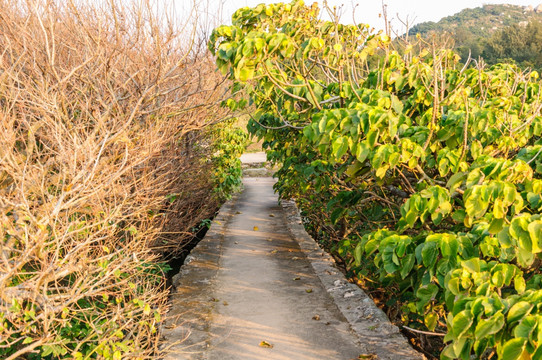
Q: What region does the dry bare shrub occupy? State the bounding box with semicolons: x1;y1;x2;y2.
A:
0;0;234;358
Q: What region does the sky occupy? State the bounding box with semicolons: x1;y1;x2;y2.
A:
185;0;542;33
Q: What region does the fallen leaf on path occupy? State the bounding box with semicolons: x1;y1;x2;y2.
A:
357;355;377;360
269;214;275;217
266;238;273;242
259;341;273;348
305;289;313;293
210;298;219;302
236;211;242;214
234;241;239;244
223;301;228;306
253;226;259;231
312;315;320;321
270;250;278;254
292;256;299;260
293;277;300;281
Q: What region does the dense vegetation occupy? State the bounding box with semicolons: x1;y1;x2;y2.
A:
482;21;542;71
409;4;542;38
210;1;542;359
409;4;542;70
0;1;245;358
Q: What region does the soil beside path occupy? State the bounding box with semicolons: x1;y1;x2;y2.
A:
164;175;422;359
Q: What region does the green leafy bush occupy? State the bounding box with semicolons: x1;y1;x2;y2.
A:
210;120;248;200
210;1;542;358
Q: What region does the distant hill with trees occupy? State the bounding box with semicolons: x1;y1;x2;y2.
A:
408;4;542;69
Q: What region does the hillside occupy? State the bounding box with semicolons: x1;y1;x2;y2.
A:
410;4;542;38
408;4;542;66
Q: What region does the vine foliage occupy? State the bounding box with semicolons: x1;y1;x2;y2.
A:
210;1;542;359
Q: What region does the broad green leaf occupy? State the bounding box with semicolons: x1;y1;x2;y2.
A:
452;310;473;339
510;216;530;243
416;283;438;307
332;136;349;160
375;166;388;179
474;312;504;339
391;95;404;114
421;241;438;269
493;197;506;219
461;258;481;273
527;220;542;253
400;254;415;279
466;169;484;188
498;226;512;247
500;338;526;360
424;312;438;331
513;315;537;339
470;140;483;160
514;275;526;294
446;277;460;296
354;242;362;266
355;142;370;162
452;210;466;223
438;234;459;258
517;247;535;267
488;218;504;234
447;172;466;193
532;346;542;360
403;209;418;229
345;161;363;177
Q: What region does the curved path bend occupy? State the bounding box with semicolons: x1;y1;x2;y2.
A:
164;166;422;360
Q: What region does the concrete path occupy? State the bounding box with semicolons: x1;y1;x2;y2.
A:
164;177;421;359
239;152;266;164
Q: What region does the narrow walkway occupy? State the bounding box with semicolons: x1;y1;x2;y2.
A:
164;172;421;359
166;178;363;359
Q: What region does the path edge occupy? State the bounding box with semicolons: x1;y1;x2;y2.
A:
170;192;239;288
282;200;424;360
163;193;240;358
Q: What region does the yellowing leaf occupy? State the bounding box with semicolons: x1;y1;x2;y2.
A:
253;226;259;231
259;340;273;348
143;304;151;315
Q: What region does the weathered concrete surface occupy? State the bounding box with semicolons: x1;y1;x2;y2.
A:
282;200;421;358
163;178;422;360
239;152;266;164
241;151;275;177
242;167;273;177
